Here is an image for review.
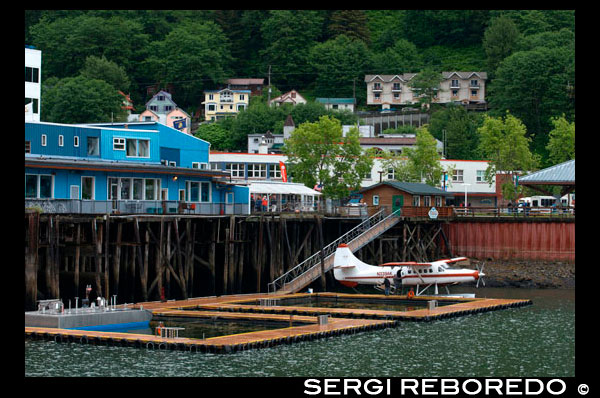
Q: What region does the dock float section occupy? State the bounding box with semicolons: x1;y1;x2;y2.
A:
25;292;532;354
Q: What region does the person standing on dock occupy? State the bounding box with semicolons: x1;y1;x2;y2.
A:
384;278;391;296
262;196;268;212
393;275;401;295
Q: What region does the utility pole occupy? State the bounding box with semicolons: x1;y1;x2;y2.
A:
267;65;272;105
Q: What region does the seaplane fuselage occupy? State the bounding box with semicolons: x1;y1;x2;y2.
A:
333;244;482;294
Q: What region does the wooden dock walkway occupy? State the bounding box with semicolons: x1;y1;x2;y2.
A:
25;292;532;353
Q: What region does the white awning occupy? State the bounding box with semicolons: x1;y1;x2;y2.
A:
249;182;322;196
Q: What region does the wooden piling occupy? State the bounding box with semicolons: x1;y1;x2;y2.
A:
25;211;40;309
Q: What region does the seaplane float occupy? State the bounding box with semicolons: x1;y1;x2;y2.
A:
333;243;485;298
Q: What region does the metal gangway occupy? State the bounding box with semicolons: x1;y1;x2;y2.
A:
268;207;402;294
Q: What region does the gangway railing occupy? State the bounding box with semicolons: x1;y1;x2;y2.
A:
268;207;402;294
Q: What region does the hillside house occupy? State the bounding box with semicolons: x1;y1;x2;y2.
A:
269;90;307;107
227;78;265;97
365;72;487;110
203;88;250;121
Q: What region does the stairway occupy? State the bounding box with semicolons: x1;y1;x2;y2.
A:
268;208;401;294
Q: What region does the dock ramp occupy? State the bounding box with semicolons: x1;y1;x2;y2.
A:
268;208;401;294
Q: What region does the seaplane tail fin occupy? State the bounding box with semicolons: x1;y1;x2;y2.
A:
333;244;372;273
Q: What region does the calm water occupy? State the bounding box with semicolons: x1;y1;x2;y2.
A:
24;287;574;377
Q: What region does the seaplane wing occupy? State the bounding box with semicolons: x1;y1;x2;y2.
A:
380;261;432;267
436;257;469;264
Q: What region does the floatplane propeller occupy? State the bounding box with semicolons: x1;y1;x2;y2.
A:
476;261;486;288
333;243;486;297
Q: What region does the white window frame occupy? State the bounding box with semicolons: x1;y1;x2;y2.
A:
107;177;161;201
226;163;245;178
413;196;420;207
126;138;150;158
25;173;54;199
58;135;64;147
373;195;380;206
247;163;267;178
269;164;281;179
476;170;485;183
113;137;126;151
186;181;212;203
74;136;79;147
424;196;431;207
435;196;443;207
41;134;47;147
452;169;464;183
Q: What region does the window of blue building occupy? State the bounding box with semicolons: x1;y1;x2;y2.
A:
25;174;53;198
126;139;149;158
187;181;210;202
87;137;99;156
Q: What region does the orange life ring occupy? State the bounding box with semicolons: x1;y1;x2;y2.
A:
407;290;415;299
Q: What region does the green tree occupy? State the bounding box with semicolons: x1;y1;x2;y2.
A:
29;14;149;79
489;45;575;162
477;113;539;200
327;10;371;44
194;123;237;151
409;68;444;111
378;127;446;187
260;10;325;89
42;76;125;124
283;116;373;199
308;35;370;98
428;105;483;160
141;21;232;109
482;15;520;76
369;39;423;74
405;127;446;186
546;115;575;164
79;55;131;92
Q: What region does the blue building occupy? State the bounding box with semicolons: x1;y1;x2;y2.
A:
25;121;250;215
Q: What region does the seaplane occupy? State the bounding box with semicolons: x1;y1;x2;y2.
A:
333;243;485;297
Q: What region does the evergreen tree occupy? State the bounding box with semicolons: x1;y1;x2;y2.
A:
328;10;371;44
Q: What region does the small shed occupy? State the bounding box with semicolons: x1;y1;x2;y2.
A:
359;181;453;217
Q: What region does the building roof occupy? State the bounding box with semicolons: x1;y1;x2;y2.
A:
204;88;251;94
248;181;321;196
359;137;416;145
284;114;295;127
364;72;487;83
316;98;355;104
519;159;575;185
25;154;228;178
227;78;265;85
359;181;453;196
364;74;417;83
442;71;487;80
270;90;306;104
145;90;175;108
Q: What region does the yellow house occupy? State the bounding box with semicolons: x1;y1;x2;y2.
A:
202;88;250;121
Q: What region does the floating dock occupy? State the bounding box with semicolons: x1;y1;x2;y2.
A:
25;292;532;353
